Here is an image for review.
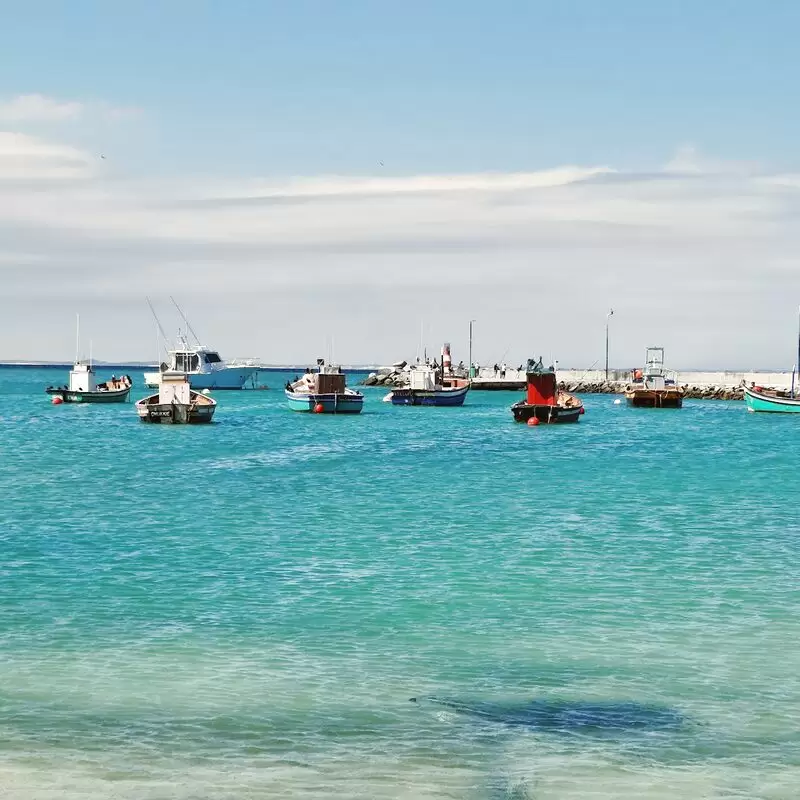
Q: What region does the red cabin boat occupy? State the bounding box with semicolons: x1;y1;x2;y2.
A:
511;358;583;424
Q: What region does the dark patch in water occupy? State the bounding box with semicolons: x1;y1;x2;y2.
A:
410;696;685;733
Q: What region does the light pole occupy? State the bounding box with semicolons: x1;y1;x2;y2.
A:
468;319;476;377
605;308;614;380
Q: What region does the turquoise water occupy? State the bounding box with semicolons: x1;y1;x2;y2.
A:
1;367;800;799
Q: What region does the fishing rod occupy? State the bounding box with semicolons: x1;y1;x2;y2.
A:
170;296;202;347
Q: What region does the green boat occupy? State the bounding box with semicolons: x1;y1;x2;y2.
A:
744;307;800;413
744;385;800;413
46;363;132;403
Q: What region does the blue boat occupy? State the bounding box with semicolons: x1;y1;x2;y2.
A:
285;360;364;414
388;364;470;407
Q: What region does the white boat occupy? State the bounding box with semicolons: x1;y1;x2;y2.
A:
143;297;262;390
136;371;217;424
144;345;258;389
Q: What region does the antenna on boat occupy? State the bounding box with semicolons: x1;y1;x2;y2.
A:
170;297;201;347
75;313;80;365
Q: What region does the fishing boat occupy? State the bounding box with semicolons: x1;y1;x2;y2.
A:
744;385;800;413
511;358;583;423
388;364;469;406
136;371;217;424
144;343;257;390
625;347;684;408
45;314;132;403
285;359;364;413
143;298;258;389
46;364;132;403
744;308;800;413
387;343;470;406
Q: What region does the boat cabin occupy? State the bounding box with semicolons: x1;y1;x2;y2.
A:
158;371;192;405
69;363;96;393
641;347;675;390
314;372;346;394
165;348;223;373
525;358;557;407
409;365;438;391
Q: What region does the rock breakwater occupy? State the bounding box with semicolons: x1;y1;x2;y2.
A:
362;362;410;387
558;381;747;400
363;369;752;400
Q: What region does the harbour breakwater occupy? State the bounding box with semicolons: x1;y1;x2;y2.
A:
559;380;747;400
362;366;774;400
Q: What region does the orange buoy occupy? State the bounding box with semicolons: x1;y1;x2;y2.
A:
527;416;540;426
51;396;64;405
313;403;325;414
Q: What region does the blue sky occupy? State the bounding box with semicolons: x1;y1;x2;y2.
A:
5;1;800;176
2;2;800;366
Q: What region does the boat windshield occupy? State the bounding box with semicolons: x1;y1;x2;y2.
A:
204;352;222;364
173;353;200;371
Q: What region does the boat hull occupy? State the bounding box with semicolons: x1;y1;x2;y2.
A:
135;394;216;424
285;390;364;414
143;366;256;390
625;389;683;408
389;385;469;406
744;386;800;413
511;397;582;424
46;387;131;403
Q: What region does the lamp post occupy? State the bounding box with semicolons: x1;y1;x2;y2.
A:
605;309;614;380
468;319;476;378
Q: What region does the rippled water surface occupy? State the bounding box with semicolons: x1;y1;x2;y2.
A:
1;367;799;799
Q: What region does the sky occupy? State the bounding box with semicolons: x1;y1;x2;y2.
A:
3;1;800;368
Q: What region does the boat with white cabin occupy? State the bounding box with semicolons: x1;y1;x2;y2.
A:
136;371;217;424
46;363;132;403
143;298;260;390
45;314;132;403
143;342;258;390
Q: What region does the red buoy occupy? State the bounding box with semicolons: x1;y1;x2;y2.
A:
313;403;325;414
51;396;64;405
527;416;540;426
579;406;585;415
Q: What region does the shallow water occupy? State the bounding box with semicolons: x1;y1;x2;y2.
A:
1;367;799;798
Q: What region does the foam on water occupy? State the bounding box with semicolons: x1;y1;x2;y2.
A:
1;368;800;798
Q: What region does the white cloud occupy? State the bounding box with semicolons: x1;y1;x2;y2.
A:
0;93;142;125
0;131;94;180
664;144;760;175
0;93;83;122
0;139;799;367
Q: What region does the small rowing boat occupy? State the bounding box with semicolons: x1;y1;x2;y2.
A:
136;371;216;424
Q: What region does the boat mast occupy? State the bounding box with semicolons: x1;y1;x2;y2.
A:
75;313;80;365
795;304;800;398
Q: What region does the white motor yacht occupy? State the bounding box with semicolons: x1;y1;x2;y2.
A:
144;344;258;390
